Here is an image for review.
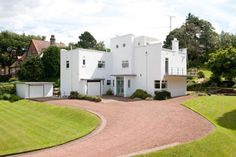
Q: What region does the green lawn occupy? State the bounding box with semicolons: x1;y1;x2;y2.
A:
0;100;100;156
137;96;236;157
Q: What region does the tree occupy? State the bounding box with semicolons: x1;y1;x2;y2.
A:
0;31;44;75
77;31;97;49
18;57;44;81
95;41;106;51
219;31;236;48
208;48;236;81
41;46;60;77
164;13;220;67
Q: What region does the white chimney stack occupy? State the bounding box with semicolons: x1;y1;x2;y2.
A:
172;38;179;52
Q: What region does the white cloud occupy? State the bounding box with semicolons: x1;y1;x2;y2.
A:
0;0;235;47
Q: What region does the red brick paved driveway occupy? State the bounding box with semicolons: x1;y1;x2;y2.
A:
16;96;213;157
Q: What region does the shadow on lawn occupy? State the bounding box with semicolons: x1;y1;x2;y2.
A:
217;110;236;130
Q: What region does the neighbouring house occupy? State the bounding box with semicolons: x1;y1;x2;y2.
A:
10;35;65;75
60;34;187;97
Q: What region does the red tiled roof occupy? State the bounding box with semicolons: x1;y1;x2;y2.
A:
32;39;66;55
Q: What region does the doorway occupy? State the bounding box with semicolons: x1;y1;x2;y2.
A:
116;77;124;96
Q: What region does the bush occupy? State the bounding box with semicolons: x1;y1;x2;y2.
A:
154;91;171;100
8;77;18;82
0;75;11;82
0;83;15;95
68;91;102;102
68;91;79;99
130;89;152;99
106;89;113;95
197;71;205;79
0;94;21;102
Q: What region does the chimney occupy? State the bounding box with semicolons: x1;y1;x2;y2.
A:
172;38;179;52
50;35;56;45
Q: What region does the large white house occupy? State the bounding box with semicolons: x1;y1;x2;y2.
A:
60;34;187;97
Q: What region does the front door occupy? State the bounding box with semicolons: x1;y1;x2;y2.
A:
116;77;124;96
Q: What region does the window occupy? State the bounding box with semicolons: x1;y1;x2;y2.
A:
122;60;129;68
66;61;69;68
123;43;126;47
116;45;119;48
165;58;169;74
138;42;140;46
154;80;167;89
162;80;167;89
83;59;86;65
128;80;131;88
113;80;115;87
107;80;111;85
154;80;160;89
98;61;105;68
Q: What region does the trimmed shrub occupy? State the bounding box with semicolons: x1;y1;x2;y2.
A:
0;94;21;102
130;89;152;99
0;83;15;95
154;90;171;100
106;89;113;95
197;71;205;79
68;91;79;99
68;91;102;102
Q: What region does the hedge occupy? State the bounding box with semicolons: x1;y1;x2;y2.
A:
0;83;15;95
69;91;102;102
154;90;171;100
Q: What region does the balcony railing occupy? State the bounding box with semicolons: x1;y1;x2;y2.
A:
165;67;197;76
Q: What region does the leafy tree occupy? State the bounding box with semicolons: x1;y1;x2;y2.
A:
219;31;236;48
164;13;220;67
18;57;44;81
41;46;60;77
0;31;44;75
208;48;236;81
78;31;97;49
77;31;107;51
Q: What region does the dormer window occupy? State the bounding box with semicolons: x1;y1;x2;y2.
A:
123;43;126;47
116;45;119;48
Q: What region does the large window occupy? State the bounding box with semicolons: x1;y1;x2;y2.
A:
98;61;105;68
154;80;167;89
66;61;69;68
122;60;129;68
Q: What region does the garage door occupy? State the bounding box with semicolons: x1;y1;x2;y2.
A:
87;82;101;96
29;85;44;98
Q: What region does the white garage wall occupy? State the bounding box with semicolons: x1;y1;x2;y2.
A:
166;77;187;97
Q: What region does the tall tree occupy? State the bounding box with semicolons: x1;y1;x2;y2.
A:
18;57;44;81
41;46;60;77
77;31;97;49
164;13;220;67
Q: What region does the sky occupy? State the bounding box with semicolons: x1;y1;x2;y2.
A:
0;0;235;47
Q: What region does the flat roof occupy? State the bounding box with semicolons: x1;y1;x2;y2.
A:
111;74;137;76
80;78;105;81
16;82;54;85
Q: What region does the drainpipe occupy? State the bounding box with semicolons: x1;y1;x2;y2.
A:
145;51;148;91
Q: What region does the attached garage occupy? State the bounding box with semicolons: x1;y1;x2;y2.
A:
16;82;53;98
87;80;102;96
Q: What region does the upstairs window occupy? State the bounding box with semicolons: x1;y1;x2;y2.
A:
66;61;69;68
122;60;129;68
123;43;126;47
98;61;105;68
107;80;111;85
116;45;119;48
83;59;86;65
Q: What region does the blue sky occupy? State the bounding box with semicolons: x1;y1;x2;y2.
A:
0;0;235;46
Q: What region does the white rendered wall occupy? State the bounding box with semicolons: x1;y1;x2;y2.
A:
16;84;28;98
166;77;187;97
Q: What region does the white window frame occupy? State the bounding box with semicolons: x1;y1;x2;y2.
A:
98;60;105;68
122;60;129;68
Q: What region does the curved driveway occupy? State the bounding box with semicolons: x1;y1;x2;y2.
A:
17;96;213;157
